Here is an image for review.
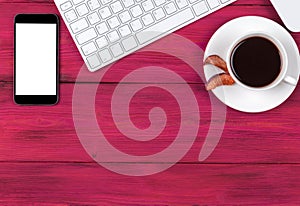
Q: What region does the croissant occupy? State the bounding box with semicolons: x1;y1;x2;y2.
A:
206;73;235;91
204;55;235;91
204;55;229;73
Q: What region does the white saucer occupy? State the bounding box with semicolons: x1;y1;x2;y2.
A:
204;16;300;113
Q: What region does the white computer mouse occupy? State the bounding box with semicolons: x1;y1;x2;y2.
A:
270;0;300;32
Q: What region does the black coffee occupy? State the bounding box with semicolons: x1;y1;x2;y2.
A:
230;37;281;87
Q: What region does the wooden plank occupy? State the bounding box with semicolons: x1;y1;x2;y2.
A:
2;2;298;83
0;163;300;204
1;82;300;163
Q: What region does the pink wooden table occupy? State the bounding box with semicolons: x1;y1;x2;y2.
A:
1;0;300;204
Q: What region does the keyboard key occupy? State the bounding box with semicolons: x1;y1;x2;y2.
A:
175;0;188;9
107;30;120;42
136;8;194;44
130;5;143;18
96;22;109;34
207;0;220;9
87;54;101;69
96;36;108;48
99;49;112;62
119;11;131;23
111;1;124;13
122;0;134;7
107;16;120;28
142;14;154;26
153;8;165;20
188;0;197;3
142;0;154;12
130;19;143;31
192;1;209;16
87;12;100;24
73;0;84;4
65;9;78;22
110;43;123;57
99;7;112;19
101;0;112;5
165;2;177;14
122;36;138;51
82;42;97;55
119;25;131;37
76;4;89;16
61;1;72;11
76;28;97;44
153;0;165;6
87;0;100;10
220;0;230;3
70;18;89;33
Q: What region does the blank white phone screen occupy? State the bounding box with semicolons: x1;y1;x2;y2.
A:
16;23;56;95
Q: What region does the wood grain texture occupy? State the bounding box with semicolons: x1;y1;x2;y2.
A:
0;83;300;164
1;0;300;204
1;163;300;205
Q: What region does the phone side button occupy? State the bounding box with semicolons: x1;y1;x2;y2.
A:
87;54;101;69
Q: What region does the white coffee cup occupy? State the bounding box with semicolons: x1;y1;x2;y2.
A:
225;32;297;90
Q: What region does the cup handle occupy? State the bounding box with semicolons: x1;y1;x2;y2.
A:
283;76;298;86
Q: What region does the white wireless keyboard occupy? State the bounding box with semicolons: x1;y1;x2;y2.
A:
54;0;236;72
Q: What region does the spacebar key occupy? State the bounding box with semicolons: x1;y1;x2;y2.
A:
136;8;194;44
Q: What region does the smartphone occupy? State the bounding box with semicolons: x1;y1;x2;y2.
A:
14;14;59;105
